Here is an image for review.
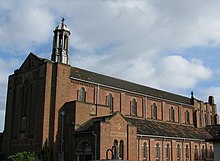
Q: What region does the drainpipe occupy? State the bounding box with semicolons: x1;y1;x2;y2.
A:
138;136;140;161
60;111;65;161
182;139;184;161
92;131;97;160
162;137;164;161
200;140;202;161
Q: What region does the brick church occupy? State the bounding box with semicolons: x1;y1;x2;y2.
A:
2;20;219;161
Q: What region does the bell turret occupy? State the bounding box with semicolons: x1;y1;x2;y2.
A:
51;18;71;64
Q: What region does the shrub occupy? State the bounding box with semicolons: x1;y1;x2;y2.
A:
7;151;37;161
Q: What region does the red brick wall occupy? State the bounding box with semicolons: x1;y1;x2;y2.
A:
3;59;49;155
127;125;137;161
138;138;214;161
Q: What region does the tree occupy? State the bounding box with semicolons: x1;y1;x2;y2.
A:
6;151;36;161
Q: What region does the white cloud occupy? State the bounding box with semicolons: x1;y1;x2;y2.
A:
2;0;220;55
0;59;20;84
0;0;54;54
155;56;212;90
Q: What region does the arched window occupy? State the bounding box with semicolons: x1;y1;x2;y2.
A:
143;142;148;161
76;140;93;161
186;144;189;160
204;113;207;125
208;111;211;125
79;87;86;102
166;143;170;161
119;140;124;159
131;98;137;116
113;140;118;159
210;145;213;158
194;145;198;160
59;34;63;48
156;143;160;161
169;107;174;122
64;35;68;49
107;93;113;110
215;114;218;124
152;103;157;119
185;110;190;124
177;144;181;161
202;145;205;159
201;109;205;126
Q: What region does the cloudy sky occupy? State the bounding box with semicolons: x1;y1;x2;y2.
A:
1;0;220;132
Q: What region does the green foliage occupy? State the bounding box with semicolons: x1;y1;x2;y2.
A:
5;140;53;161
6;151;36;161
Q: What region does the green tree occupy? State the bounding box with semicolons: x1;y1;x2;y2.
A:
6;151;36;161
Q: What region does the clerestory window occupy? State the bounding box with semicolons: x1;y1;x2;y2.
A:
107;93;113;110
169;106;174;122
152;103;157;119
131;98;137;116
79;87;86;102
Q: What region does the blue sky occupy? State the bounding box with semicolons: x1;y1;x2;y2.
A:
1;0;220;132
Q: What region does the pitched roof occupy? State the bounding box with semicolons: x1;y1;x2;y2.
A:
75;112;128;133
206;125;220;141
15;52;44;74
74;112;212;140
125;117;212;140
70;67;192;105
75;113;117;132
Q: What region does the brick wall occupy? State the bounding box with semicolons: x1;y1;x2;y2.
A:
3;55;217;161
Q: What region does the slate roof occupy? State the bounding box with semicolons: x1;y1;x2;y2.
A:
75;114;114;132
70;67;192;105
206;125;220;141
75;113;212;140
125;117;212;140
